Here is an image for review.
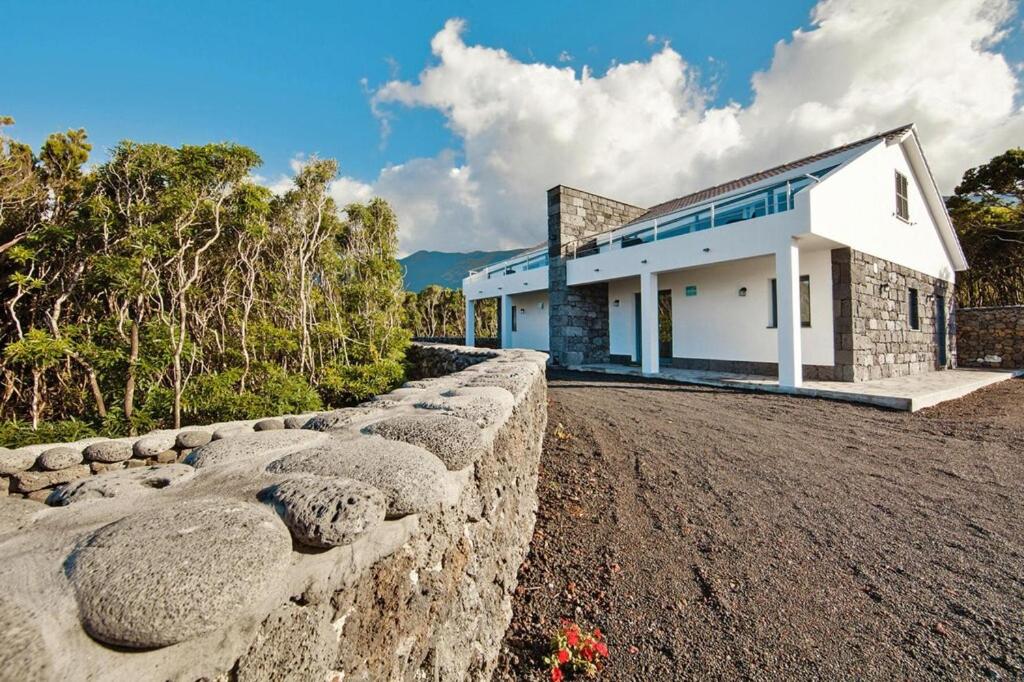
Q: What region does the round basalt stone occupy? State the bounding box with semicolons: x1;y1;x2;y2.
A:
132;432;177;458
0;447;43;475
175;430;212;449
303;408;380;432
212;424;252;440
184;430;326;470
283;416;308;429
66;498;292;648
363;414;485;470
49;464;195;506
259;475;386;547
414;387;514;428
83;440;133;463
0;597;51;681
266;437;449;518
254;418;284;432
36;447;83;471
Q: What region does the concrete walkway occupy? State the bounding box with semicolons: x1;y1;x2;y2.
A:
569;363;1023;411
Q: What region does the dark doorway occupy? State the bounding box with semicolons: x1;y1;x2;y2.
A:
936;295;947;368
634;292;642;365
658;289;672;359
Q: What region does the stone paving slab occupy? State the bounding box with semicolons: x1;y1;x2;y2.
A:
571;364;1024;411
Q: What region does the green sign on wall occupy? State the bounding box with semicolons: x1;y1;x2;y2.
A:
685;285;697;297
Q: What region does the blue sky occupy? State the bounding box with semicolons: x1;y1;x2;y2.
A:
4;1;821;178
4;1;1024;253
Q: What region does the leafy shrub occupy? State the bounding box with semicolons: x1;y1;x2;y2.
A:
0;418;98;448
183;365;323;424
318;358;405;406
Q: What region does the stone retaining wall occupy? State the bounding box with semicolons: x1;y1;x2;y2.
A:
412;336;500;350
956;305;1024;369
0;343;548;682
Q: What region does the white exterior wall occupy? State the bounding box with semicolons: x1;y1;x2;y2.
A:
509;290;549;351
609;251;834;367
808;141;958;281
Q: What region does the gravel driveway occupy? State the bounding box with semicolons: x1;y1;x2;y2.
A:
497;371;1024;681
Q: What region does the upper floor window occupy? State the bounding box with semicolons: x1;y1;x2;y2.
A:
895;171;910;222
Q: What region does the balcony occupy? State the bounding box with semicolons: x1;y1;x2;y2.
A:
565;166;837;259
467;248;549;281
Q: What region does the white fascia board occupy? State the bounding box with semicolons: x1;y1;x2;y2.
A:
902;128;969;271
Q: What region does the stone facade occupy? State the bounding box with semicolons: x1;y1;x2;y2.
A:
831;248;955;381
956;305;1024;369
0;343;548;681
547;185;646;367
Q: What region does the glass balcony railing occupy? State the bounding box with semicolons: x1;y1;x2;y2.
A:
467;248;549;281
566;166;837;259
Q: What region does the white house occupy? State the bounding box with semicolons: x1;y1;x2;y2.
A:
462;124;967;388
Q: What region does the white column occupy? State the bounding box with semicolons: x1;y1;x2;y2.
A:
640;271;660;374
465;298;475;347
500;294;513;349
776;242;803;388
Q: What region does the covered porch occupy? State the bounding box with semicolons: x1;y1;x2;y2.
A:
568;363;1023;412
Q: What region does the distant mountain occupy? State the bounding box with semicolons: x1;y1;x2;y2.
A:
399;249;523;292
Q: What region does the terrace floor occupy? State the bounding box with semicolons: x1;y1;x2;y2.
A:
570;362;1023;411
497;370;1024;680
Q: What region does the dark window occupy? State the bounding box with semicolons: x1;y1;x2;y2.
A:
770;276;811;328
895;171;910;221
909;288;919;330
511;305;518;332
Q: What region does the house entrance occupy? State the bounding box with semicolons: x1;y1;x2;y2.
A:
633;289;673;365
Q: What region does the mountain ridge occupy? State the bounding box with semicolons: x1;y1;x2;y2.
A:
399;248;524;292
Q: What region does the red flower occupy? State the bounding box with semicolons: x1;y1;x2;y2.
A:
557;649;570;664
551;666;564;682
581;645;594;661
593;628;603;641
595;641;609;658
566;629;579;647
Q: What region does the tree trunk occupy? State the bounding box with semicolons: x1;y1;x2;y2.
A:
125;318;139;422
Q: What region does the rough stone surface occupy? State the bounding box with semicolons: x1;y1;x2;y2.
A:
49;464;195;506
254;418;285;432
259;474;387;547
176;430;213;449
832;248;956;381
414;387;514;428
132;432;178;458
267;436;450;517
547;185;645;366
36;447;83;471
364;413;486;470
184;430;325;469
83;440;133;463
212;424;252;440
12;465;91;493
302;407;380;432
0;447;44;474
0;597;51;681
66;498;293;648
283;416;307;429
0;343;548;682
957;305;1024;369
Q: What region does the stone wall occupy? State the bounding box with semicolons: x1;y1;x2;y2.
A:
832;248;955;381
0;343;548;682
956;305;1024;369
547;185;646;367
412;336;500;350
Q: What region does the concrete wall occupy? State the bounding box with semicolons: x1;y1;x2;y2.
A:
608;251;835;369
0;344;548;682
547;185;646;366
956;305;1024;369
510;290;550;351
809;139;959;282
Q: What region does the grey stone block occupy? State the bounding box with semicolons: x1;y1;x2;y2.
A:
185;430;325;470
175;430;212;449
49;464;195;506
66;498;292;648
259;474;386;547
83;441;133;463
254;418;285;432
266;436;449;517
363;413;486;470
36;447;83;471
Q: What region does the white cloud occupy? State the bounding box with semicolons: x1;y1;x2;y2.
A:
281;0;1024;255
558;50;573;63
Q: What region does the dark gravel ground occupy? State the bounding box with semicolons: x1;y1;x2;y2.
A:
495;371;1024;681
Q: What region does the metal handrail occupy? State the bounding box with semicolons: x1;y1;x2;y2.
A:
467;247;549;279
563;168;832;260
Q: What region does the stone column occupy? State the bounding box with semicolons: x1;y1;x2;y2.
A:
500;295;513;349
776;243;803;387
465;298;475;347
640;271;660;375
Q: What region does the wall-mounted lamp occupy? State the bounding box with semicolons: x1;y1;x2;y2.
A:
738;287;748;297
539;302;545;310
594;268;600;272
519;307;526;314
641;259;648;264
613;299;620;307
702;247;711;253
